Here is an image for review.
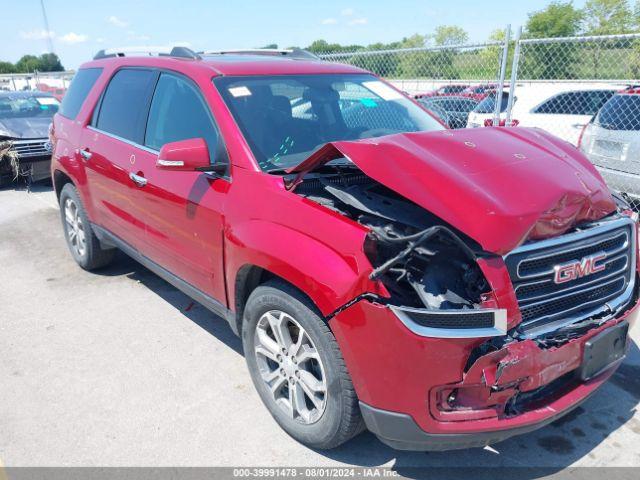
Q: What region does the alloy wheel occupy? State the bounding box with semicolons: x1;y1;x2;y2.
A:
253;310;328;424
64;198;86;257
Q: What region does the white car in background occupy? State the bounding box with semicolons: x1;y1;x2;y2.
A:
466;84;620;145
579;89;640;204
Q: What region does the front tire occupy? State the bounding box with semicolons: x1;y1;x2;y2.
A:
242;280;364;449
59;183;115;270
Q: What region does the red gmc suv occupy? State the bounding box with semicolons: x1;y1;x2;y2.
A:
50;47;640;451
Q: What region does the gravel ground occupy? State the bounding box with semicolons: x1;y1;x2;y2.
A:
1;183;639;474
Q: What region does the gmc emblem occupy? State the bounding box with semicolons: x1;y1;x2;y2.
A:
553;253;607;284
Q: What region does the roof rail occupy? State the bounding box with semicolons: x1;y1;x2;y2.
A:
200;48;319;60
93;46;201;60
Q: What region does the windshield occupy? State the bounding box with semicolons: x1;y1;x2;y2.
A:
595;95;640;131
214;74;443;171
474;92;511;114
0;95;60;119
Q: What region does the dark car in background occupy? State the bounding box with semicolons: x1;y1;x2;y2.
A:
414;84;469;99
466;90;512;128
0;91;59;185
417;96;479;129
460;83;500;101
579;88;640;205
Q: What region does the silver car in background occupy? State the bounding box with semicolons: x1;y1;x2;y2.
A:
579;90;640;206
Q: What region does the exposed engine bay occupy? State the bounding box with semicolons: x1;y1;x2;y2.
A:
289;160;638;353
290;161;491;310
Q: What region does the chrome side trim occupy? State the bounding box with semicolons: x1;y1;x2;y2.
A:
388;305;508;338
157;159;184;167
87;126;159;155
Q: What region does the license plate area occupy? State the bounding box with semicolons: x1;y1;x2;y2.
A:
593;139;627;160
579;321;628;381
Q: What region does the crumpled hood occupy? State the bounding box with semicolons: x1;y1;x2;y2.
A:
288;127;616;255
0;117;51;139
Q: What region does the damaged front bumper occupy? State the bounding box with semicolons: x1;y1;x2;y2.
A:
329;294;640;451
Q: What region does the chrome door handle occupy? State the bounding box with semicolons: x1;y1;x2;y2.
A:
129;172;147;187
78;148;92;161
572;123;586;129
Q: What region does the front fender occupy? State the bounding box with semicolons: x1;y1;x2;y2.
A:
226;219;379;316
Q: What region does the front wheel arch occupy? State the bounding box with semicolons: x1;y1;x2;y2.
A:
233;264;326;337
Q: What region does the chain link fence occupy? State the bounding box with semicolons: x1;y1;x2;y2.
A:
318;41;507;94
0;70;75;99
1;37;638;210
509;33;640;211
320;31;640;211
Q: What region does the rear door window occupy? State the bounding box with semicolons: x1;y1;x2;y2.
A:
59;68;102;119
533;91;614;115
144;73;222;164
94;68;157;143
474;92;511;113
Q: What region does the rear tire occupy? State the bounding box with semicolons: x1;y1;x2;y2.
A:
242;280;364;449
59;183;115;270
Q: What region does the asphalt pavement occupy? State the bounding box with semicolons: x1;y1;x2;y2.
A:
1;183;639;474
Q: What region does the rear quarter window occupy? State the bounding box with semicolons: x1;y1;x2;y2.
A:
59;68;102;119
533;90;614;115
596;95;640;130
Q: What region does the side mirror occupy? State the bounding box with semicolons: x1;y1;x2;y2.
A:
156;138;211;171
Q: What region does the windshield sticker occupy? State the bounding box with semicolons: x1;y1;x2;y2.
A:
35;97;59;106
359;98;377;108
229;86;252;97
362;81;402;101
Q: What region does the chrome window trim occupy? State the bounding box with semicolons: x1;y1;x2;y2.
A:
87;126;159;154
388;305;508;339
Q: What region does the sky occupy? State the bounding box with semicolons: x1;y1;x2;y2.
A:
2;0;590;69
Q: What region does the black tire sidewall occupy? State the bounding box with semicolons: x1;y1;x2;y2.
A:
243;285;347;448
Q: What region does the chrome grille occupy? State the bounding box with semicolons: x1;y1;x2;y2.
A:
11;139;50;158
504;217;636;336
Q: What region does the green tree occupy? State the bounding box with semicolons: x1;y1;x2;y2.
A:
0;61;16;73
526;1;583;38
583;0;633;34
522;1;584;79
37;53;64;72
478;29;507;79
432;25;469;46
395;35;430;78
306;39;363;54
582;1;634;78
349;42;401;77
15;55;40;73
428;27;469;79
